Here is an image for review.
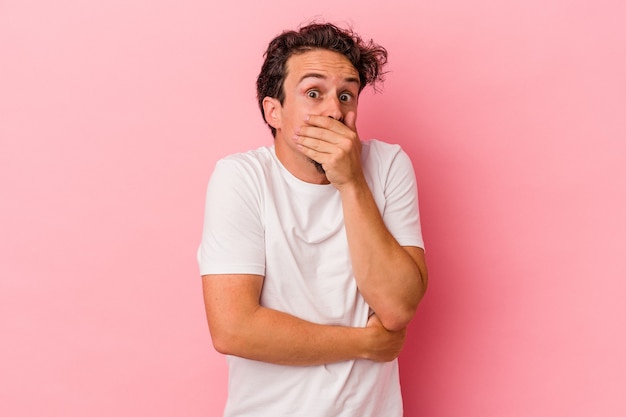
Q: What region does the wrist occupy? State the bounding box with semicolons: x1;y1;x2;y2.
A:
336;175;368;196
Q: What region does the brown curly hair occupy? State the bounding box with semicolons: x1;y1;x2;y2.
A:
256;22;388;136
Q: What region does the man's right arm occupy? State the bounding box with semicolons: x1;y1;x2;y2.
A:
202;273;406;366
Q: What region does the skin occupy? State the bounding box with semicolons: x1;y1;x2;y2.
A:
202;49;428;366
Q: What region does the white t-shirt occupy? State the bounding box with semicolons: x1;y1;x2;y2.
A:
198;140;424;417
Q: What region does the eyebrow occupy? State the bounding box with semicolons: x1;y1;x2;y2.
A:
297;72;361;87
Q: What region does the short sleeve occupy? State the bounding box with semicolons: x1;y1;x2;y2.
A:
197;158;266;276
381;147;424;249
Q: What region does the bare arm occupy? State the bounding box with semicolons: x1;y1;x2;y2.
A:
202;273;406;366
340;182;428;331
295;113;428;331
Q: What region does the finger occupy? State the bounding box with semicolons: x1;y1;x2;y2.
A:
305;114;352;135
293;129;334;159
295;144;329;169
294;135;334;155
296;125;341;144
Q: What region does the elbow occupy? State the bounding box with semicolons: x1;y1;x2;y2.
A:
388;268;428;330
379;306;416;332
382;319;410;333
209;330;229;355
209;326;240;356
211;334;230;355
206;305;262;357
378;286;427;331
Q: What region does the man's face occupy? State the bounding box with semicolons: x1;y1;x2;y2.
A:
274;49;360;143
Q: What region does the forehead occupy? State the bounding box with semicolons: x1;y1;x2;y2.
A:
285;49;359;83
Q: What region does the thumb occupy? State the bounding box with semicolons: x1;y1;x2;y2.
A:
344;111;357;131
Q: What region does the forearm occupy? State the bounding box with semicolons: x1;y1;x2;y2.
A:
203;274;404;366
213;306;368;366
340;179;427;331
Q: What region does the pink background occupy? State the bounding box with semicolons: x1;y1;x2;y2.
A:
1;1;625;416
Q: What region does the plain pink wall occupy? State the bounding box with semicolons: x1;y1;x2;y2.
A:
1;1;625;416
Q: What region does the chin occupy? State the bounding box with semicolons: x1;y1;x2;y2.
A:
311;159;326;174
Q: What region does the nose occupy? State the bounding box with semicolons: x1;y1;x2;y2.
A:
323;96;343;122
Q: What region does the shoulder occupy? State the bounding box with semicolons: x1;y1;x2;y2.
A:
362;139;413;176
211;146;275;185
204;146;277;210
216;146;274;173
363;139;403;155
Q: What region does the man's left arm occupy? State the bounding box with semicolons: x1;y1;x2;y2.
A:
340;181;428;331
294;113;428;331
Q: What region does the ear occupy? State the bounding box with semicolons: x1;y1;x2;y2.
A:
262;97;282;131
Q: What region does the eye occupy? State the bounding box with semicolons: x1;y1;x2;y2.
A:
339;93;353;102
307;90;320;99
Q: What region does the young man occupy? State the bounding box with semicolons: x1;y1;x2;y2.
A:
198;23;428;417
